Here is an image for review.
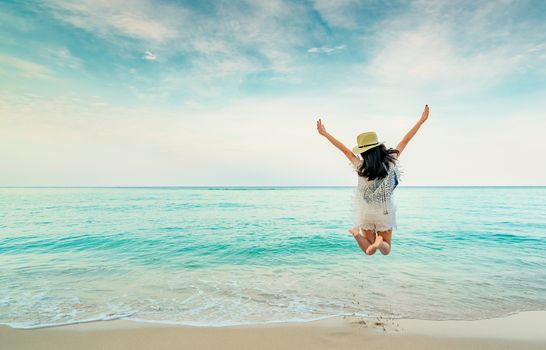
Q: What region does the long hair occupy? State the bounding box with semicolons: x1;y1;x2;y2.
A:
357;144;399;180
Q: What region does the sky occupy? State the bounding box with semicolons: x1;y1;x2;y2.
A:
1;0;545;186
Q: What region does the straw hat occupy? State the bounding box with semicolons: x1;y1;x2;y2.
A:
352;131;384;154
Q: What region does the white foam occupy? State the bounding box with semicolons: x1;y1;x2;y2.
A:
0;312;136;329
123;313;346;328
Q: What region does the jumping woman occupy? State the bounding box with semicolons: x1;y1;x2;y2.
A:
316;105;430;256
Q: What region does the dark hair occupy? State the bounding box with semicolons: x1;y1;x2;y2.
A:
357;144;399;180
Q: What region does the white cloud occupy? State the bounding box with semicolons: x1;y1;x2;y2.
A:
307;45;346;54
50;48;83;68
142;50;156;61
343;0;546;99
363;23;519;91
0;55;52;79
44;0;183;43
42;0;319;102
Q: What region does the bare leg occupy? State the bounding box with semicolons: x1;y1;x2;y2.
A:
365;234;381;255
349;227;376;255
377;229;392;255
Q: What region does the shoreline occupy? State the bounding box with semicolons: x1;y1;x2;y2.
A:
3;309;545;332
2;311;545;350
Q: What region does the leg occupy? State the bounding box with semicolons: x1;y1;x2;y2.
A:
349;227;376;255
365;233;382;255
366;229;393;255
377;229;392;255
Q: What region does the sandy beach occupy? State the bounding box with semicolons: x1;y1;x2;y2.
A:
2;311;545;350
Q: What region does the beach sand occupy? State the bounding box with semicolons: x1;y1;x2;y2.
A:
1;311;545;350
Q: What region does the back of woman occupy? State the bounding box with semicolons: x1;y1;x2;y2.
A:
351;143;401;233
316;104;430;256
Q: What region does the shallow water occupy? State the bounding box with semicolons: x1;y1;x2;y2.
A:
1;187;545;328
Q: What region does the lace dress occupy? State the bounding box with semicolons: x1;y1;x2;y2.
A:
350;157;401;232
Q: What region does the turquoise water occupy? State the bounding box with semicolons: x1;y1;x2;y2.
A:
1;187;545;328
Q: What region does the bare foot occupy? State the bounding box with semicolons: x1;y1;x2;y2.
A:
348;228;359;237
350;228;375;255
365;242;379;255
365;235;383;255
379;241;391;255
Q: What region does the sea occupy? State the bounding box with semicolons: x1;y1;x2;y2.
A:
1;187;545;329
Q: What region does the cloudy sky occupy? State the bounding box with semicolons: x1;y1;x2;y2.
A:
1;0;545;186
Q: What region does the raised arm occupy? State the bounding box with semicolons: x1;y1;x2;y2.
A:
395;104;429;158
316;118;356;162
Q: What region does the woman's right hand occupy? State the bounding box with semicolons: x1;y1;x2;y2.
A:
316;118;356;162
316;118;327;136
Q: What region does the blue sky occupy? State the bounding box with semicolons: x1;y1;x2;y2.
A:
1;0;545;186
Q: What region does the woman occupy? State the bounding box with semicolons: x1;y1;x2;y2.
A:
316;105;430;256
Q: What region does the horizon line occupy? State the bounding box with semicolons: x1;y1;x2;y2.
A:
1;185;545;189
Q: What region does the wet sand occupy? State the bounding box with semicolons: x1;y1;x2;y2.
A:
1;311;545;350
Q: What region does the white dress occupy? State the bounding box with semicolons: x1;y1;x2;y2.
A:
350;157;401;232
